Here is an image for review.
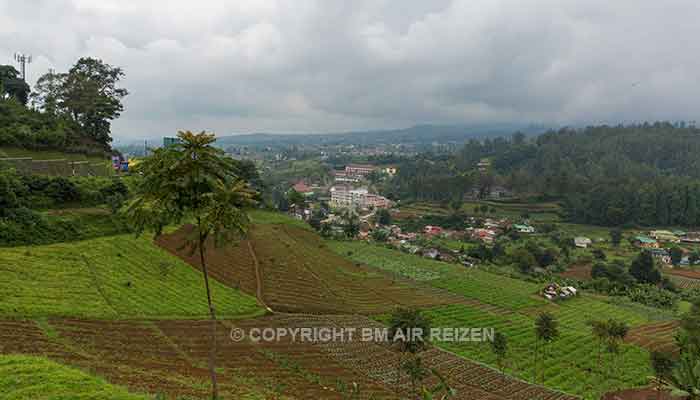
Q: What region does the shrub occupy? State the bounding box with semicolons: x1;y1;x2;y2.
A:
626;284;678;310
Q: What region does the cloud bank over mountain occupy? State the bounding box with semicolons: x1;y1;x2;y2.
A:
1;0;698;140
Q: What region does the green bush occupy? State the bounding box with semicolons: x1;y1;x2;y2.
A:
0;210;131;246
626;284;678;310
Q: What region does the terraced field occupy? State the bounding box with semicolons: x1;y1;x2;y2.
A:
0;355;149;400
0;234;262;319
1;212;673;399
625;320;680;355
330;241;545;310
668;274;700;290
425;304;651;400
0;315;578;400
157;224;463;314
332;241;665;399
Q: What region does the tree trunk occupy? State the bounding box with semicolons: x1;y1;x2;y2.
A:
395;353;402;396
199;228;219;400
541;344;546;384
534;339;538;384
597;340;602;377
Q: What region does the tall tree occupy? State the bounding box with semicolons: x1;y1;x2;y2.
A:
0;65;30;105
376;208;392;225
491;331;508;381
61;57;128;146
126;130;257;400
630;251;661;284
388;308;431;397
650;350;675;399
341;208;360;238
670;246;684;266
589;320;609;377
668;335;700;400
535;312;559;384
30;70;66;115
610;229;623;247
604;319;629;378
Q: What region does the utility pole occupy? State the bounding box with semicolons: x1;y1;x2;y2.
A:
13;53;32;81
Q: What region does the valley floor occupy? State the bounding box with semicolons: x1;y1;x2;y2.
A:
0;211;678;399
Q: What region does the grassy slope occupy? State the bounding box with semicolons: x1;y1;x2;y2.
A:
0;234;263;319
330;240;545;310
0;355;148;400
330;241;655;399
0;147;106;162
248;209;311;229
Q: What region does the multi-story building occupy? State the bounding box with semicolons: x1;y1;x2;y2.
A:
330;186;391;209
333;170;360;183
330;186;367;208
363;193;391;209
345;164;377;177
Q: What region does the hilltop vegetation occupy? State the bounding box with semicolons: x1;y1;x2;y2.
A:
0;168;133;246
0;57;127;155
387;123;700;227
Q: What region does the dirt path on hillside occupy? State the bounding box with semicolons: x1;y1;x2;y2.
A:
246;241;271;312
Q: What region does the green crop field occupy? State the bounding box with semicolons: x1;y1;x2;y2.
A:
0;234;263;319
0;355;149;400
249;209;311;229
333;241;662;399
425;304;651;400
461;199;562;222
329;241;545;310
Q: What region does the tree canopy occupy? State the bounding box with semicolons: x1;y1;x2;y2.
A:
0;57;127;153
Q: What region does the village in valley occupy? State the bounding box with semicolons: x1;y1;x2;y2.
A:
272;156;700;309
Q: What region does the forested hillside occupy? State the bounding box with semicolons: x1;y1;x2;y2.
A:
388;123;700;227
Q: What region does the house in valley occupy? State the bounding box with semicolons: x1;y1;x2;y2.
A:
292;181;314;196
649;230;680;243
634;236;659;248
574;237;593;248
513;224;535;234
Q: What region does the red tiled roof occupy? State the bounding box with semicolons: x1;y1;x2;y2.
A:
292;181;312;193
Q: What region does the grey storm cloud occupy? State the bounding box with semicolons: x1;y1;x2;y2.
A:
1;0;699;141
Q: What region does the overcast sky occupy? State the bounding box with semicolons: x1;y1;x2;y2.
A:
1;0;699;142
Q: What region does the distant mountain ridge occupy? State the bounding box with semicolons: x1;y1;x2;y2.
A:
213;123;550;147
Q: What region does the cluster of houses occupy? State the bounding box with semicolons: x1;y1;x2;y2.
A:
356;217;538;266
372;225;466;264
634;230;700;248
541;283;578;301
633;230;700;266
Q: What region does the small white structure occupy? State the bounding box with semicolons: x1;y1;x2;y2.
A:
574;236;593;248
513;224;535;234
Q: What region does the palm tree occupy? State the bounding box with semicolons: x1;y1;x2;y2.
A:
388;308;431;397
420;369;457;400
491;331;508;381
589;320;609;377
126;130;256;400
535;312;559;384
666;301;700;399
667;341;700;399
341;208;360;238
650;350;675;399
604;319;629;380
